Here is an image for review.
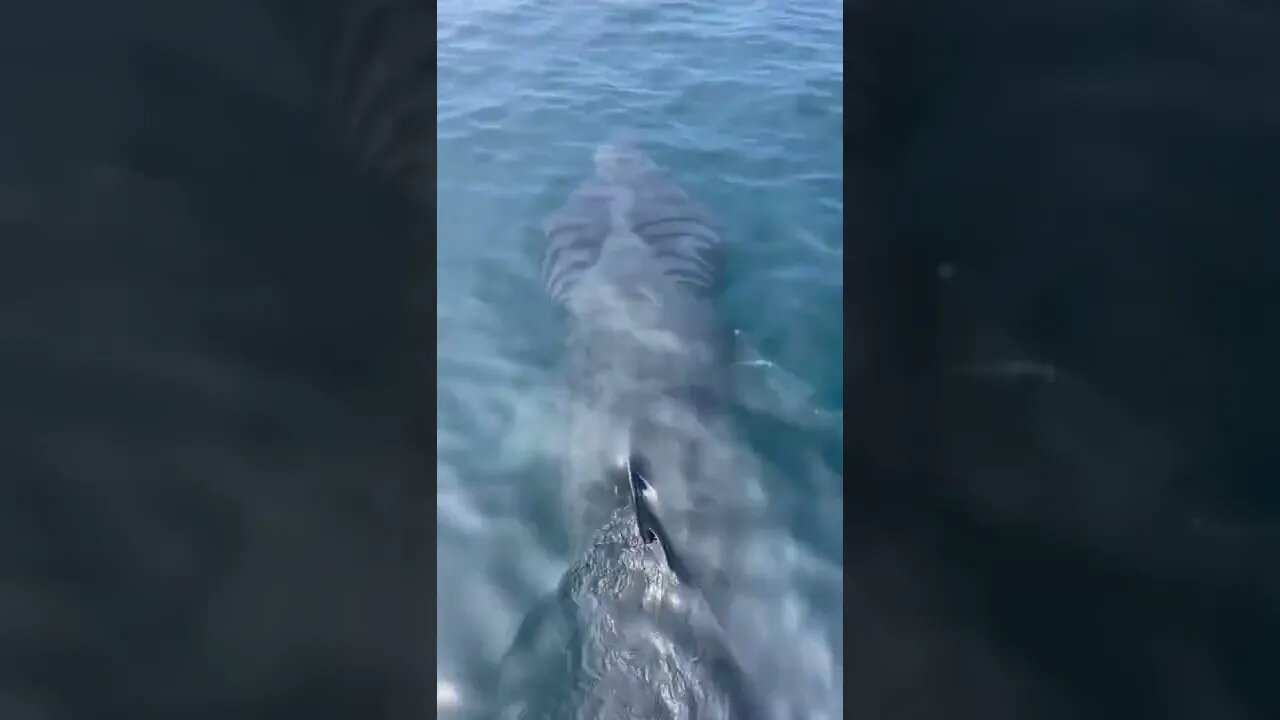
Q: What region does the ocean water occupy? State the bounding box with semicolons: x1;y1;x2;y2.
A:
436;0;844;717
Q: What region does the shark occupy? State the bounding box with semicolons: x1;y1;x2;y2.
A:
493;141;762;720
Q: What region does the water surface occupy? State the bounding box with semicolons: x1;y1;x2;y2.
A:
436;1;844;716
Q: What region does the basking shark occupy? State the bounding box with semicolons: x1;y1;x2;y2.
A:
544;141;747;554
494;142;761;719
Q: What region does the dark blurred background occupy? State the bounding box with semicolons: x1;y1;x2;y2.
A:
848;1;1280;718
0;1;429;718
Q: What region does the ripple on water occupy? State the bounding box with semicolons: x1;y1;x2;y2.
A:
438;0;843;716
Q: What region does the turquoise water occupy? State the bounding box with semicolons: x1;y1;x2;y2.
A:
436;1;843;716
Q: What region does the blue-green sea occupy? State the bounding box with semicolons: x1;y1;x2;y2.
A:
436;1;844;716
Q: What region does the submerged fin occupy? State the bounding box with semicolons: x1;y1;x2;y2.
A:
730;328;842;428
